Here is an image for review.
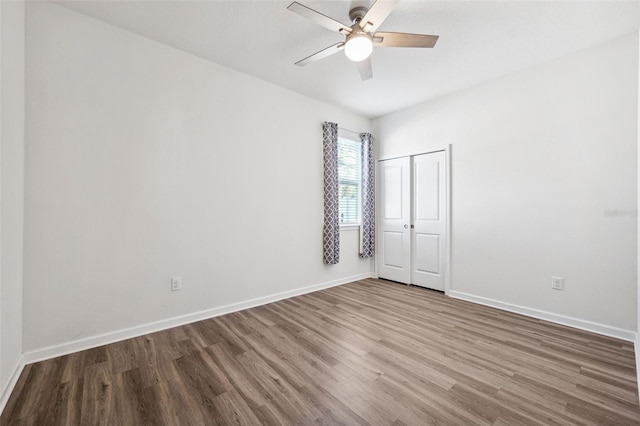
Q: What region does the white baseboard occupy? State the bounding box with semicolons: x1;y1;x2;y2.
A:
23;273;373;365
0;356;25;416
449;290;636;342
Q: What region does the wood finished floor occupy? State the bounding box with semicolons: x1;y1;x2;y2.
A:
2;278;639;425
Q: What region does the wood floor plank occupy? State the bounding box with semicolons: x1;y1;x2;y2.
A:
79;362;113;425
213;389;262;425
2;279;639;425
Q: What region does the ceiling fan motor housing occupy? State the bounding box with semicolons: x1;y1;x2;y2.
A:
344;21;373;62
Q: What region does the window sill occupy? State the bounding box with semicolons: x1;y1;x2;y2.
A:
340;224;361;231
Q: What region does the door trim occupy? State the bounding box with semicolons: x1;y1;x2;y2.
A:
374;145;452;295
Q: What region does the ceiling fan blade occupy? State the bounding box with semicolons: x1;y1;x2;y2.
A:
295;42;345;66
373;32;439;48
287;2;352;35
360;0;399;33
356;56;373;81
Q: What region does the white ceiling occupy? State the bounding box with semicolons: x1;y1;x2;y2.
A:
54;0;639;118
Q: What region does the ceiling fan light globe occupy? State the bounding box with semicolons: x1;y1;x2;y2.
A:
344;35;373;62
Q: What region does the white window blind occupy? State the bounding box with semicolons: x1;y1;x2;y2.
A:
337;137;361;225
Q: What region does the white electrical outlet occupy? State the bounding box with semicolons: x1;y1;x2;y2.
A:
171;277;182;291
551;277;564;290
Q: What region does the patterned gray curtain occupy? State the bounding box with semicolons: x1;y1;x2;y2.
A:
322;122;340;264
360;132;375;258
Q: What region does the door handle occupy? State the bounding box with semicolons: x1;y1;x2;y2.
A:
404;224;408;229
410;225;414;229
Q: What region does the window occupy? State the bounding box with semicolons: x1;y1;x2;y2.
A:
337;137;361;225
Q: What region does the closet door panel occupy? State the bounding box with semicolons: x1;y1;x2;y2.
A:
378;157;411;284
412;151;446;291
414;233;440;274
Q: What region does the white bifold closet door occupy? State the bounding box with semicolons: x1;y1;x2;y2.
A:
379;156;411;284
378;151;447;291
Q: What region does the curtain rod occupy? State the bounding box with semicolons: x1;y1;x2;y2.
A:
338;127;362;136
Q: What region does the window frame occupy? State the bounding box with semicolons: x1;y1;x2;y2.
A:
337;135;362;228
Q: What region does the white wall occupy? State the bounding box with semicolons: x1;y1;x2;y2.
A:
636;27;640;388
23;2;372;353
374;33;638;331
0;0;25;400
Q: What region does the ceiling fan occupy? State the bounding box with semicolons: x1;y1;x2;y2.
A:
287;0;439;81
